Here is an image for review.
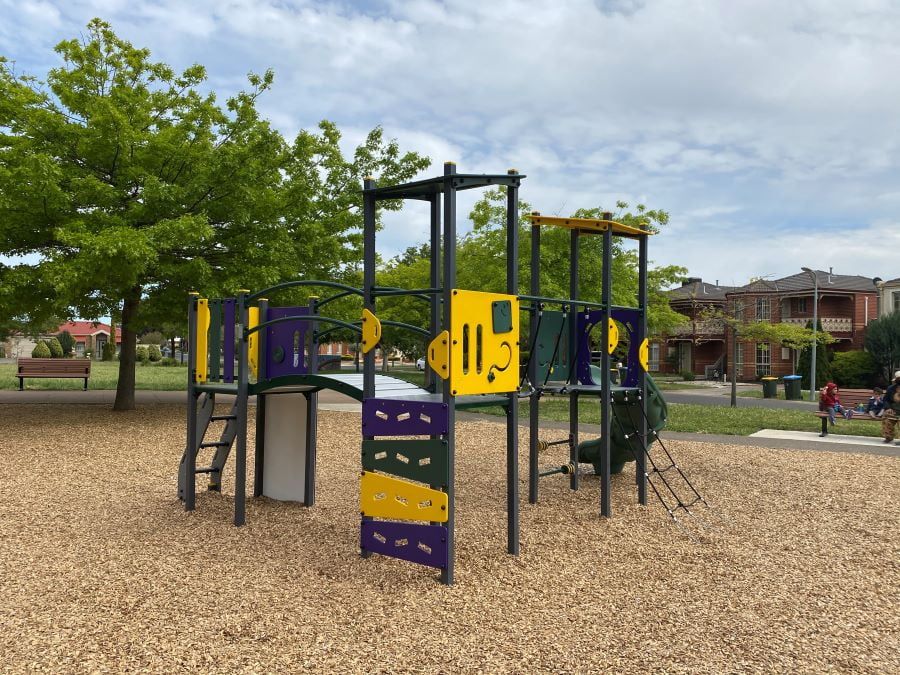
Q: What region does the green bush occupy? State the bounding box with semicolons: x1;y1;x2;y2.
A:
136;345;150;363
141;331;165;346
102;341;117;361
680;370;696;381
148;344;162;362
0;344;5;358
57;330;75;356
831;350;878;388
46;336;64;358
32;340;51;358
159;356;184;367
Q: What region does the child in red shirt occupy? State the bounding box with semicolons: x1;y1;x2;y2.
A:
819;382;851;426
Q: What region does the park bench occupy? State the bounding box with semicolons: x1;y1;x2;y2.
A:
17;358;91;391
814;387;880;436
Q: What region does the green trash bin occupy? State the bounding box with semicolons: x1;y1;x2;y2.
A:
761;376;778;399
783;374;802;400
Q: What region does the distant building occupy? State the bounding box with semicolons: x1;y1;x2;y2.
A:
4;321;122;359
655;270;879;381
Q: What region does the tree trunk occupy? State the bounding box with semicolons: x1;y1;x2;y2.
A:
113;287;141;411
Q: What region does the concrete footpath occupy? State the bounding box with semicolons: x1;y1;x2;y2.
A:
3;388;898;457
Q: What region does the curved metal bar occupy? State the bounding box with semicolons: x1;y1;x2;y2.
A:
314;289;361;310
316;285;433;309
380;320;430;338
372;286;442;297
247;280;364;302
315;320;362;342
244;314;362;338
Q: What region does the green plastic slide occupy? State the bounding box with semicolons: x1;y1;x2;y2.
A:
577;367;668;475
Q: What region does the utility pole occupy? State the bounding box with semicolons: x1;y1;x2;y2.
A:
802;267;818;401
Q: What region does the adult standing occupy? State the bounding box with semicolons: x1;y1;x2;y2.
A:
881;371;900;443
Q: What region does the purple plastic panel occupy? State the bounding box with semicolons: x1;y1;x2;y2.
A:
361;520;448;569
264;306;311;378
578;309;643;387
222;300;236;383
362;398;448;436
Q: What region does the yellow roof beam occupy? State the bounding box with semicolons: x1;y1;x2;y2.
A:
527;212;653;236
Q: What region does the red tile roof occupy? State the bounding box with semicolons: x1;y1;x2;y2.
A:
57;321;122;343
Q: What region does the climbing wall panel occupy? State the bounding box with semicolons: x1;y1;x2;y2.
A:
362;398;449;436
359;471;448;523
360;520;448;569
362;439;448;487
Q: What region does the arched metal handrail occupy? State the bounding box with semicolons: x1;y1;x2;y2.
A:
316;319;431;341
244;314;362;338
247;280;364;303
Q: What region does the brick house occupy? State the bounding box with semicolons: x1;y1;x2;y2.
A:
3;321;122;359
654;278;733;377
875;277;900;317
724;269;878;380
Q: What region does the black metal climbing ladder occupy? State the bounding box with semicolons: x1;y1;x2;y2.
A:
178;391;239;500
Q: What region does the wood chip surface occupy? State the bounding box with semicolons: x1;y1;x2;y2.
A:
0;404;897;673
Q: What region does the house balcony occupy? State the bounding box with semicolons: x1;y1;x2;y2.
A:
781;317;853;332
667;319;726;339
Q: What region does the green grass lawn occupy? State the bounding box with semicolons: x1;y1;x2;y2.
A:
2;361;188;391
738;389;816;401
476;396;883;438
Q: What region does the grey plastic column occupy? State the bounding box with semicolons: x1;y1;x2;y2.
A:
442;162;457;585
505;169;519;556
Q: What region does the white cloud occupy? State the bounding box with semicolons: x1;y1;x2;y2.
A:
2;0;900;279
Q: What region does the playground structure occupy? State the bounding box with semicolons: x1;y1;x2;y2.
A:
179;162;707;585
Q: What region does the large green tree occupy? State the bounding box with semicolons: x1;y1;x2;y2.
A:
0;20;428;409
864;311;900;382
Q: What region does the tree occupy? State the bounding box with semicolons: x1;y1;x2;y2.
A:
46;336;64;358
57;330;75;356
864;312;900;382
797;319;834;390
0;20;428;410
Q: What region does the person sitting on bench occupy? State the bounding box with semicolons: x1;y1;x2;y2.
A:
819;382;851;427
866;387;885;418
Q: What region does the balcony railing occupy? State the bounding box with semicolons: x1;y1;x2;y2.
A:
781;317;853;332
668;319;725;337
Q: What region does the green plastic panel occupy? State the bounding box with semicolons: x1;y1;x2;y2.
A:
362;439;449;487
491;300;513;334
535;310;570;383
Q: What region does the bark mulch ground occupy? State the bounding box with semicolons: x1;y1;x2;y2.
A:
0;404;897;673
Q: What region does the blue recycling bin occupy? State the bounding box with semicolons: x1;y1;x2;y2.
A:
783;375;802;400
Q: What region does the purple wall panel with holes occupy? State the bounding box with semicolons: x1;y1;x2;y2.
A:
577;309;642;387
223;300;236;383
265;306;310;378
362;398;448;436
360;520;448;569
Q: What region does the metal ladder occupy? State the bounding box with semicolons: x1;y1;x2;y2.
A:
178;392;239;500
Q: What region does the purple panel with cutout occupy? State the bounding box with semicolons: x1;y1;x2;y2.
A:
362;398;448;436
264;306;310;378
577;308;643;387
361;520;448;569
222;299;236;383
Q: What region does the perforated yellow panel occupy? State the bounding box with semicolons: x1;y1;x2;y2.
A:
360;471;448;523
449;289;519;395
639;338;649;372
194;298;210;384
248;307;259;378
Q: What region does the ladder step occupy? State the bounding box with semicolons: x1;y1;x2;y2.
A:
195;466;218;474
200;441;230;449
210;415;236;421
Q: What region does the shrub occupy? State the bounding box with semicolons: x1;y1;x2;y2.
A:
32;340;51;358
136;345;150;363
159;356;183;367
102;341;117;361
680;370;696;381
148;344;162;362
46;336;64;358
0;344;5;358
831;350;878;388
141;331;165;346
57;330;75;356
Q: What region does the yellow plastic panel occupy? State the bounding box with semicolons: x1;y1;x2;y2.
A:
449;289;519;395
526;213;652;237
194;298;210;383
428;330;450;379
248;307;259;378
360;471;448;523
361;308;382;354
607;319;619;354
639;338;649;372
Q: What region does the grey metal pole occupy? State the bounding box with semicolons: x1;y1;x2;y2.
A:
636;233;648;505
600;226;612;518
568;229;580;491
505;169;519;556
184;292;199;511
528;221;541;504
361;177;377;559
442;161;457;586
428;194;441;393
810;272;818;401
253;298;268;498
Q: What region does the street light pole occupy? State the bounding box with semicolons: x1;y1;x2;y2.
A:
802;267;818;401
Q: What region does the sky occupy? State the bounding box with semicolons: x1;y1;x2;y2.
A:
2;0;900;288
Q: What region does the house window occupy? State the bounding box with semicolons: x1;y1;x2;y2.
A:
735;343;743;369
756;297;770;320
796;298;807;314
781;347;790;361
756;342;771;376
732;300;745;318
649;343;660;371
893;291;900;313
75;342;85;355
